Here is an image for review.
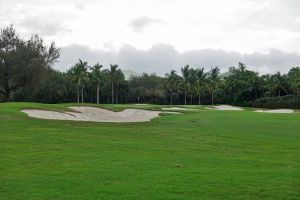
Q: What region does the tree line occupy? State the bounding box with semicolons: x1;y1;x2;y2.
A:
1;25;300;106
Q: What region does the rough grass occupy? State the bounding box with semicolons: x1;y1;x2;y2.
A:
0;102;300;199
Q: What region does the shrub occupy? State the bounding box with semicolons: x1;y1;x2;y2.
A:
252;95;300;109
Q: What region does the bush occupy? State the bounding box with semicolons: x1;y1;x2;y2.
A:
252;95;300;109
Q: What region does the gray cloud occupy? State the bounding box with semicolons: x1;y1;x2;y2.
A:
18;17;71;36
56;44;116;71
56;44;300;75
130;16;165;32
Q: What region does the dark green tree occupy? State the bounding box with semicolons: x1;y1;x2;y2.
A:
223;63;262;105
181;65;191;105
195;67;206;105
0;25;59;102
109;64;119;104
165;70;181;105
288;67;300;95
68;59;89;103
207;67;221;105
90;63;103;104
115;69;125;104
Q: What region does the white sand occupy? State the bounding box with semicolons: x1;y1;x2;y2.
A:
254;109;294;114
162;107;196;111
205;105;244;111
22;106;178;123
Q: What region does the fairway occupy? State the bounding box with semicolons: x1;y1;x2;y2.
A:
1;103;300;199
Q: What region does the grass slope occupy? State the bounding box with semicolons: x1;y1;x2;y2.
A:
0;103;300;199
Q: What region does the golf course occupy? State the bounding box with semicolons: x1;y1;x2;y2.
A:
2;0;300;199
1;102;299;199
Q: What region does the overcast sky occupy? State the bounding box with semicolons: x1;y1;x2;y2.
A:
1;0;300;75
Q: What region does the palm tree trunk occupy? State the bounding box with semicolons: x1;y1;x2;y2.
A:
198;92;201;105
184;90;187;105
111;82;114;104
81;89;84;103
116;84;118;104
170;92;173;105
3;81;11;102
77;85;79;103
190;95;193;105
211;91;214;106
96;82;100;104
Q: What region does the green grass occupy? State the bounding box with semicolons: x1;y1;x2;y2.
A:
0;102;300;199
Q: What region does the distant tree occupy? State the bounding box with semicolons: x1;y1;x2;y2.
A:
288;67;300;95
223;63;262;105
187;67;197;105
269;72;289;96
165;70;181;105
181;65;191;105
207;67;221;105
115;69;125;104
109;64;119;104
34;69;68;103
118;79;129;103
3;25;300;106
195;67;206;105
90;63;103;104
101;69;111;103
0;25;60;102
128;73;166;104
68;59;88;103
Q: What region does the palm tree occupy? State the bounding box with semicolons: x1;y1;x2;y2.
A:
115;69;125;104
109;64;118;104
207;67;220;105
270;72;288;96
181;65;190;105
188;68;196;105
165;70;179;105
101;69;111;103
90;63;103;104
288;67;300;95
195;67;206;105
68;59;88;103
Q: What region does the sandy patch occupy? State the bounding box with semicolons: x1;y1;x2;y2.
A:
254;109;294;114
162;107;196;111
22;106;178;123
205;105;244;111
134;104;149;106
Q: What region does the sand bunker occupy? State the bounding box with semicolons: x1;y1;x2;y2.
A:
22;106;178;123
162;107;196;111
254;109;294;114
205;105;244;111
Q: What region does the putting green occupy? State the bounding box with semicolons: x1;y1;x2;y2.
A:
0;102;299;199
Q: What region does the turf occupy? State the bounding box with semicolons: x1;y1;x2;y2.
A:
0;102;300;199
